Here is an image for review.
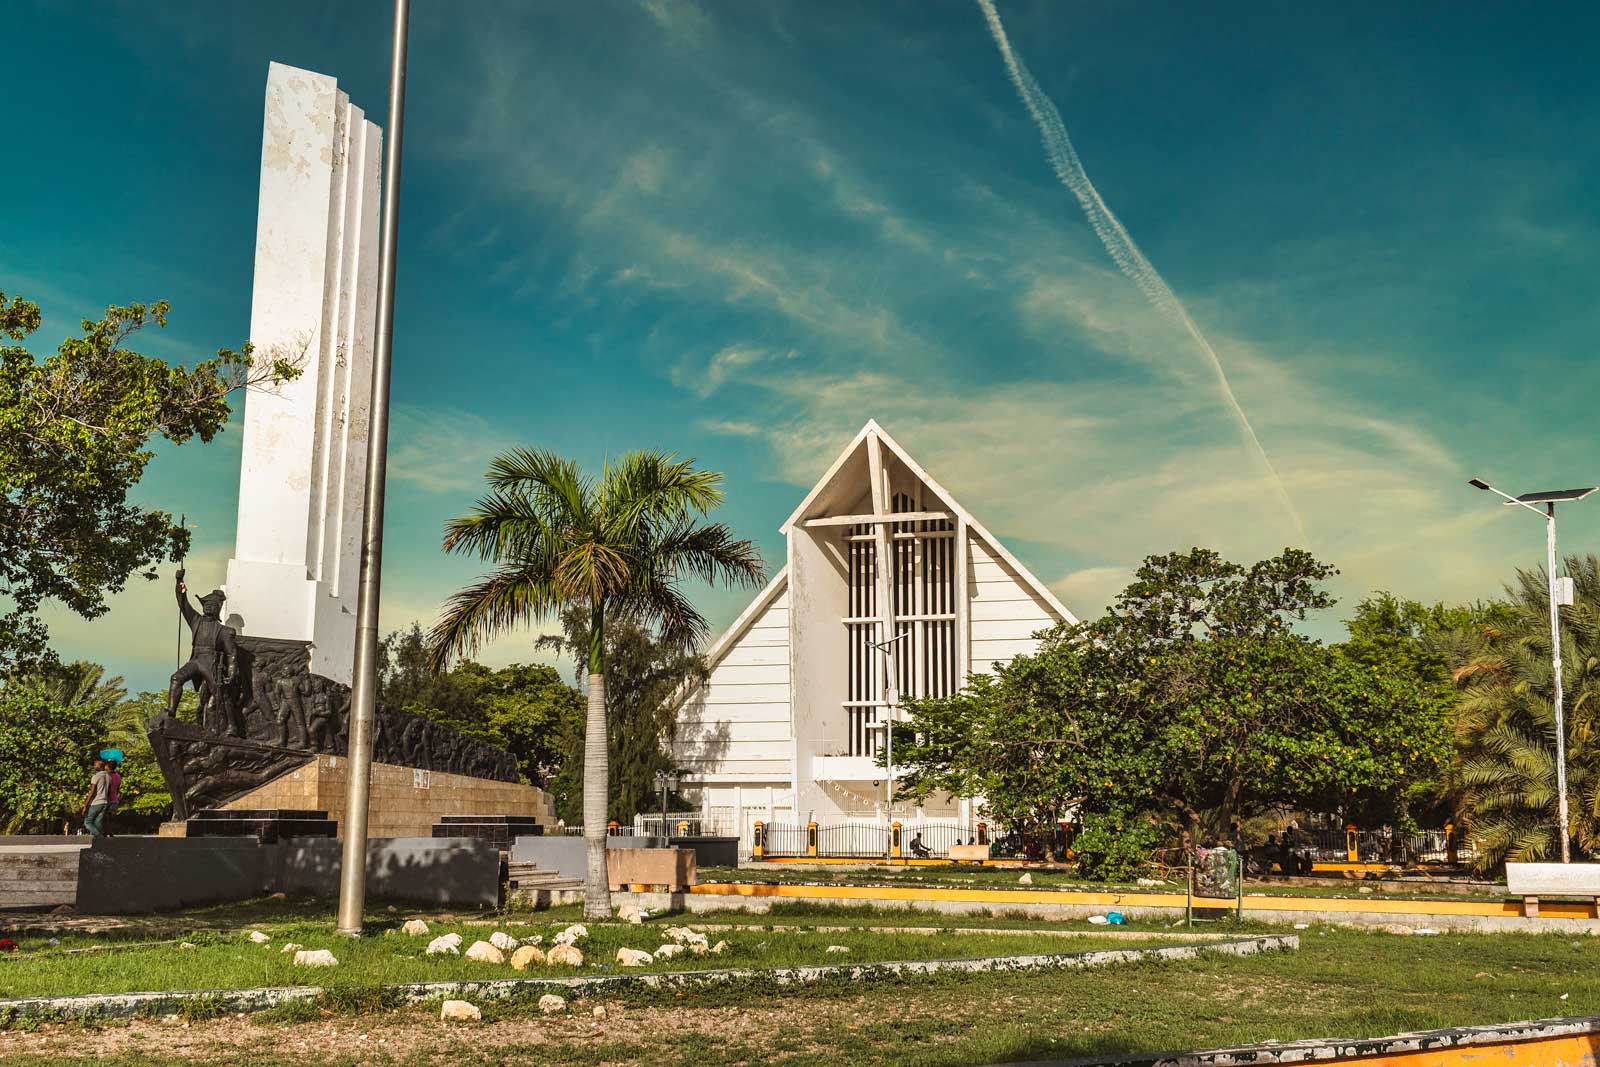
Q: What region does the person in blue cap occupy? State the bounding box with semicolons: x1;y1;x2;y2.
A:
80;757;112;836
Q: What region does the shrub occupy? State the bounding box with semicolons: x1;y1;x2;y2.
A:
1072;809;1162;882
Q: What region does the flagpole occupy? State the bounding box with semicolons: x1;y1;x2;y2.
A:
337;0;410;936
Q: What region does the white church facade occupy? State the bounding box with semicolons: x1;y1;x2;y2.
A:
672;421;1075;840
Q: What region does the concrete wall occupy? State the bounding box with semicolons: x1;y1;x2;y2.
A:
673;584;792;781
66;835;499;913
222;756;554;838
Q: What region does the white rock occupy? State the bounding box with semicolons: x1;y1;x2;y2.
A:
592;1005;607;1020
385;905;397;914
267;892;288;901
710;940;729;955
522;934;544;947
617;947;653;967
618;903;643;925
465;940;504;964
547;943;584;967
489;931;519;952
426;936;461;956
440;999;480;1022
511;945;545;970
664;926;708;947
1293;923;1310;930
689;942;708;956
654;944;684;960
248;930;270;944
538;994;567;1014
279;942;303;954
293;949;338;968
825;945;850;954
179;942;196;950
553;923;588;946
1018;873;1033;885
401;919;430;936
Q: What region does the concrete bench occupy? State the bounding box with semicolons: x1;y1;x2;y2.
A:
948;844;990;863
1504;862;1600;917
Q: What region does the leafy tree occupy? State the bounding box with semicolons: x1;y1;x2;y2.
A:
895;547;1445;876
540;605;707;824
0;686;103;832
1449;555;1600;869
0;291;297;673
427;450;763;918
378;622;580;786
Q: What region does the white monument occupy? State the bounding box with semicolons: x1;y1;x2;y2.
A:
224;62;383;686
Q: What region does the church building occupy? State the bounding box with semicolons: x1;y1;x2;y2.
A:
672;421;1075;840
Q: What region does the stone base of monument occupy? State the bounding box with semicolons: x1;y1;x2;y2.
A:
431;815;545;850
184;808;338;844
221;756;554;839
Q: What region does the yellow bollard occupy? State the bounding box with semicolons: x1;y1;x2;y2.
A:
890;821;903;859
977;822;988;846
806;821;818;857
753;820;765;859
1345;824;1359;863
676;820;690;837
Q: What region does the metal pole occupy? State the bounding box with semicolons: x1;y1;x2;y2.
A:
336;0;410;936
1546;503;1571;864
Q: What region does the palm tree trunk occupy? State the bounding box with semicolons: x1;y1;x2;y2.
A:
582;608;612;919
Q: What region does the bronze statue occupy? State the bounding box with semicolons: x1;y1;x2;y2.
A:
165;568;240;735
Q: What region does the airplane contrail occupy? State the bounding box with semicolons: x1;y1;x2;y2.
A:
975;0;1307;545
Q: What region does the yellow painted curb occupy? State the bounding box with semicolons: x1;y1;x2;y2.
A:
690;881;1596;920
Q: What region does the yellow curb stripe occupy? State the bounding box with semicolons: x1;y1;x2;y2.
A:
690;882;1598;921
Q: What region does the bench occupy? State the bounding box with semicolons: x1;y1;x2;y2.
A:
948;844;990;863
1504;862;1600;917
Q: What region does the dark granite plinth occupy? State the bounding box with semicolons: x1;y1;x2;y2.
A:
431;815;544;849
188;808;338;843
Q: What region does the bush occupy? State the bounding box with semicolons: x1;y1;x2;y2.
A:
1072;809;1163;882
0;689;102;833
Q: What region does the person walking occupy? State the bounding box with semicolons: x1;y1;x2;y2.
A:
104;759;122;837
80;758;112;837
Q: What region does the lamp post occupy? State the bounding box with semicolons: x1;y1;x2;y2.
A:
868;632;910;860
336;0;410;936
654;768;680;841
1468;478;1598;864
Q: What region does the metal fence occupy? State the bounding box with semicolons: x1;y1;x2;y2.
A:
816;822;890;858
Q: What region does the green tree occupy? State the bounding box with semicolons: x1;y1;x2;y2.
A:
540;606;707;824
0;291;296;673
1448;555;1600;870
427;450;763;917
0;686;103;832
378;623;581;786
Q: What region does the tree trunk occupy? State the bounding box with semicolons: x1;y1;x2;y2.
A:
582;605;611;919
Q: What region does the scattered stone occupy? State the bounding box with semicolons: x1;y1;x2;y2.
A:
553;923;588;946
1017;873;1033;885
538;994;568;1015
440;999;480;1023
825;945;850;955
617;948;653;967
1475;972;1494;979
490;931;519;952
511;945;546;970
547;944;584;967
1415;928;1440;936
279;942;302;954
1375;923;1414;935
51;904;74;915
664;926;708;948
465;940;504;964
293;949;339;968
179;942;197;950
654;944;684;960
1562;993;1570;1001
401;919;430;936
592;1005;607;1020
1292;923;1309;930
426;935;462;956
1136;877;1162;886
618;903;643;925
710;940;729;955
522;934;544;947
385;905;398;914
248;930;270;944
267;892;288;901
1358;886;1374;894
689;942;708;956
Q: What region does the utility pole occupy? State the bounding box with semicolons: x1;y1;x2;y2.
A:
337;0;410;935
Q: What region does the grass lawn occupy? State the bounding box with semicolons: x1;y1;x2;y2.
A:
0;911;1178;1000
703;864;1505;902
1;923;1595;1067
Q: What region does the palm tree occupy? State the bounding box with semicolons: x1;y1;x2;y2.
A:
427;449;764;917
1449;554;1600;870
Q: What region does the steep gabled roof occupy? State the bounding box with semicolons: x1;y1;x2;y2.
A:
779;419;1076;624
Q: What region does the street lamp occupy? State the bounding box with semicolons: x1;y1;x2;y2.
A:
654;768;680;841
868;632;910;860
1468;477;1598;863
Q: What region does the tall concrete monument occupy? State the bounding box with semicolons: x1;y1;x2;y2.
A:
224;62;381;687
148;63;555;835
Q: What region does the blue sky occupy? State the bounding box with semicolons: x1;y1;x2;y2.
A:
6;0;1599;693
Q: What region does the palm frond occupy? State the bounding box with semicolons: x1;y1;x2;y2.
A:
425;566;565;673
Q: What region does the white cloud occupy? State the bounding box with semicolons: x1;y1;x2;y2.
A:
387;405;512;495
